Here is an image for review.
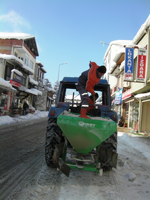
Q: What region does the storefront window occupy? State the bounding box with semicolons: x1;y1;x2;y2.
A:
129;100;139;129
0;91;7;107
125;103;129;122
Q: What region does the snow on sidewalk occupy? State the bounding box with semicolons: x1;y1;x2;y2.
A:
0;110;49;126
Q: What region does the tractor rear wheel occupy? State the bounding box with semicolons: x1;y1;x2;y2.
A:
45;118;63;168
99;131;118;170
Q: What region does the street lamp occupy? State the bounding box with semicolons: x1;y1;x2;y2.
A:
57;62;67;82
100;41;109;46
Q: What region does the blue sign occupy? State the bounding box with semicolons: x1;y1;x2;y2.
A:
124;47;134;81
115;88;123;105
13;72;23;84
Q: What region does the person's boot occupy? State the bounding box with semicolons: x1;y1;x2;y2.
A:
79;108;90;119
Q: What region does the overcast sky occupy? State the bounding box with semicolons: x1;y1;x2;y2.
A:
0;0;150;86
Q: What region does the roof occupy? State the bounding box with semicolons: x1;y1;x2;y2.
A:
103;40;133;61
0;32;39;56
36;60;44;67
133;14;150;44
61;77;108;84
0;32;34;40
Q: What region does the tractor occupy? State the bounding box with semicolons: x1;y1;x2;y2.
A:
45;77;118;177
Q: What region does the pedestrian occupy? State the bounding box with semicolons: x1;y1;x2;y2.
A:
76;61;106;119
23;100;29;115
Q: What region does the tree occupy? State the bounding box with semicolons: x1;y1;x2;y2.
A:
53;81;59;101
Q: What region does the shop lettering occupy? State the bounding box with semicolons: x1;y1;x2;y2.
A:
127;49;133;73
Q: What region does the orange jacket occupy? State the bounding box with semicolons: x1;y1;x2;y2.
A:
86;62;100;95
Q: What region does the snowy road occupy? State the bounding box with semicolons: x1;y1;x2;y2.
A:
0;116;150;200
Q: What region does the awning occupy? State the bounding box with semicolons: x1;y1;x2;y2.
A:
48;96;54;100
134;92;150;100
19;86;38;95
0;78;17;93
22;64;34;75
30;88;42;96
29;77;38;86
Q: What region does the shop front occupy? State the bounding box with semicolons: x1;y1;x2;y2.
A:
135;93;150;134
115;88;123;120
0;78;17;116
122;89;139;130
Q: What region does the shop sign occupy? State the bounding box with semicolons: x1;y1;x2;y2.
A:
115;88;123;105
12;72;23;84
10;71;23;87
136;48;147;82
122;89;131;100
124;48;134;81
10;79;21;87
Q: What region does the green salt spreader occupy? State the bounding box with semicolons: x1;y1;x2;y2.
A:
45;77;118;177
57;112;117;154
51;111;118;177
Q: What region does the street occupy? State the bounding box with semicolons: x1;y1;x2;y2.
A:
0;118;150;200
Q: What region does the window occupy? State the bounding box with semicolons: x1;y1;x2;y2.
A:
22;75;26;86
25;56;28;65
40;72;43;80
5;63;13;81
14;52;18;57
30;61;33;69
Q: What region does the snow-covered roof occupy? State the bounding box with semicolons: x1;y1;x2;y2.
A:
36;60;44;66
0;78;17;92
113;47;125;62
41;67;47;73
104;40;133;60
0;54;34;75
45;86;56;93
133;14;150;44
29;77;38;86
120;60;125;71
0;32;35;40
0;32;39;56
11;69;23;76
48;96;54;100
134;92;150;99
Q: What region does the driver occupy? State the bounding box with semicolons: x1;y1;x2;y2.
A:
76;61;106;119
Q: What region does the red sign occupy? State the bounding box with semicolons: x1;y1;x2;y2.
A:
10;79;21;87
122;89;131;100
136;49;146;82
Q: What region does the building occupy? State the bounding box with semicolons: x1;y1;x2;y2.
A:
104;15;150;134
33;61;56;111
0;32;42;115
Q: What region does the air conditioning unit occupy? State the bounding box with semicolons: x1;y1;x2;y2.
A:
123;81;131;88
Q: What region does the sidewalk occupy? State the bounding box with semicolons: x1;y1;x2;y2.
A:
117;126;150;137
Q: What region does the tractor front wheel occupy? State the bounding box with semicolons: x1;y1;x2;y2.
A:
45;119;63;168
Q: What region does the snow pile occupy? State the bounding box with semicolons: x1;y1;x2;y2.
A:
0;110;48;126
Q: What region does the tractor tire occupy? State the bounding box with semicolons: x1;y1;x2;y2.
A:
99;131;118;170
45;118;63;168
